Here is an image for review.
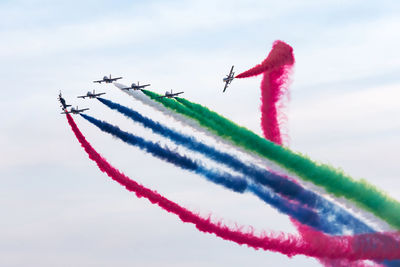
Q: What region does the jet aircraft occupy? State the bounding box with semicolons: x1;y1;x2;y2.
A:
223;65;235;92
121;81;151;91
58;92;71;109
93;74;122;84
157;90;184;99
61;106;89;114
77;90;106;99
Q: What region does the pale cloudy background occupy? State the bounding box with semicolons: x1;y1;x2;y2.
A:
1;1;400;266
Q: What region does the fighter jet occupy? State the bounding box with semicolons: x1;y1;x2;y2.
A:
58;91;71;109
61;106;89;114
223;65;235;92
77;90;106;99
93;74;122;84
121;81;151;91
157;90;184;99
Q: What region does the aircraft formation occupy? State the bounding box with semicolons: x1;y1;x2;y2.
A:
59;68;236;113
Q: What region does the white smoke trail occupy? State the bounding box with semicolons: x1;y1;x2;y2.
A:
113;82;394;233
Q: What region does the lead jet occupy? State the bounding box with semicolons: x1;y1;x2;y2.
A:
61;106;89;114
222;65;235;92
58;91;71;109
77;89;106;99
93;74;122;84
157;90;184;99
121;81;151;91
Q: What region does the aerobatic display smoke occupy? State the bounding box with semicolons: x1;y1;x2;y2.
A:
65;113;400;261
235;41;294;78
97;97;398;267
80;113;344;231
113;83;274;168
115;85;389;232
141;89;400;230
80;114;246;193
61;39;400;265
113;83;218;141
97;97;375;236
236;40;295;145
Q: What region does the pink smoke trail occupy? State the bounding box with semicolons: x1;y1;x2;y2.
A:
235;40;294;79
238;42;384;266
247;42;379;266
236;40;294;145
292;220;384;267
65;113;400;261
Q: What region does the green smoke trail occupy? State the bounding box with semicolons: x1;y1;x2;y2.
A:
141;89;400;229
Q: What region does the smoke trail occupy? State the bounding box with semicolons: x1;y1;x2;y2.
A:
97;97;375;235
136;90;390;233
113;83;276;167
135;90;386;232
236;40;295;144
81;113;246;193
112;85;393;264
234;42;382;266
79;113;400;267
140;89;400;230
80;113;339;231
259;65;292;145
170;94;399;266
113;83;214;138
235;40;295;79
97;100;384;267
66;112;400;261
246;48;393;267
319;259;383;267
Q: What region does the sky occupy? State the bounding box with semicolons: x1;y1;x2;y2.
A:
1;0;400;266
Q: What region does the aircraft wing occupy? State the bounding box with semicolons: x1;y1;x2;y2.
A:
93;80;103;83
77;95;86;99
95;93;106;97
223;82;229;92
229;65;234;75
79;108;89;112
110;77;122;81
139;84;151;88
121;87;131;90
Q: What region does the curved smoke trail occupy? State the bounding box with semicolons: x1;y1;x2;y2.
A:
66;112;400;261
99;97;391;267
236;40;295;145
173;93;399;267
79;113;400;266
97;97;375;235
113;84;391;232
80;113;339;232
235;41;294;78
140;89;400;230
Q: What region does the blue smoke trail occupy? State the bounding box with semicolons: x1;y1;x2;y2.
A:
81;113;337;232
96;97;374;235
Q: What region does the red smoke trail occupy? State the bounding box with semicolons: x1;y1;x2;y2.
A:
239;42;385;266
235;41;294;79
236;40;294;145
245;42;378;266
292;220;384;267
65;113;400;261
248;43;382;266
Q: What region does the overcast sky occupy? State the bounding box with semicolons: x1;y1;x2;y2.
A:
1;1;400;266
